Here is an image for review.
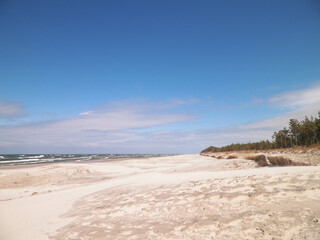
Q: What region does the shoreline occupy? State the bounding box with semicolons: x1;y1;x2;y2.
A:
0;153;171;168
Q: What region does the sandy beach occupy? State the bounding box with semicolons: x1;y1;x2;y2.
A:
1;154;320;240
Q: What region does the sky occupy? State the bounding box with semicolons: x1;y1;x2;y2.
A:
0;0;320;154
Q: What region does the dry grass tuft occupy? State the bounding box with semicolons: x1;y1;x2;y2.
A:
268;156;308;166
246;155;268;167
227;155;238;159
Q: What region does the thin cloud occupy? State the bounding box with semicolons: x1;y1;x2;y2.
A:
269;83;320;108
0;101;24;118
213;83;320;111
1;84;320;154
0;99;197;153
90;98;199;113
2;104;317;154
188;104;320;150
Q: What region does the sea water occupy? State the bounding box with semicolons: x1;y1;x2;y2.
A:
0;154;163;166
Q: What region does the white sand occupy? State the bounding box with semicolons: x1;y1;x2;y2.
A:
0;154;320;240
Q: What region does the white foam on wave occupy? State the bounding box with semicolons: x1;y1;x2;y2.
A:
0;158;41;164
0;157;70;165
38;159;54;163
0;156;4;159
25;155;44;159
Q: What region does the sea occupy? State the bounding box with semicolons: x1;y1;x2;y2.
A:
0;154;164;166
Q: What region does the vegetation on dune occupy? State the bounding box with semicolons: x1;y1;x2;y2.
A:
245;155;308;167
267;156;307;166
227;155;238;159
246;155;268;166
201;111;320;153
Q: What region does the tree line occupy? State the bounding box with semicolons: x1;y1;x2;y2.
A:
201;111;320;153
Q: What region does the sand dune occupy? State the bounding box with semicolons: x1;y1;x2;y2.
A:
1;154;320;239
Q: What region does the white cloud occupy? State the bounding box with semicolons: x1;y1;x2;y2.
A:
1;84;320;154
1;103;317;154
0;101;24;118
189;104;320;150
0;99;196;153
269;82;320;108
79;111;92;116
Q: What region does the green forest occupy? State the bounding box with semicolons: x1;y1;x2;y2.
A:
201;111;320;153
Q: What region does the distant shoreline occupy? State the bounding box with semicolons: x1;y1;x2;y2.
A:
0;153;172;167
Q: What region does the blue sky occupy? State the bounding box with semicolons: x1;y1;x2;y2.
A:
0;0;320;153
